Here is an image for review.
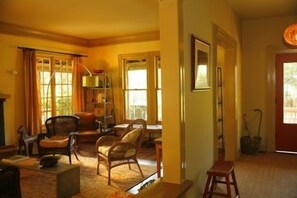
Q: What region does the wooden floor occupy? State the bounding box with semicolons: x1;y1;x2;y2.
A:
138;143;157;166
78;143;297;197
77;141;157;166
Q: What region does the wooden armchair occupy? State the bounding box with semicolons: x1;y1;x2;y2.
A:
96;118;147;185
37;115;80;164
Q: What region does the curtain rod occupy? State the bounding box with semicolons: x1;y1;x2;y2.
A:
17;46;88;57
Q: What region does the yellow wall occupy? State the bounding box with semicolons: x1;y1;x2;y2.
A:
241;15;297;152
159;0;242;196
0;33;88;144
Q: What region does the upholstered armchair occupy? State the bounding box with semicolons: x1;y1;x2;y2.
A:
96;118;146;185
37;115;80;164
74;112;102;144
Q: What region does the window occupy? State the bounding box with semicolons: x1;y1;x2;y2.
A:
156;56;162;122
36;55;73;124
120;52;161;124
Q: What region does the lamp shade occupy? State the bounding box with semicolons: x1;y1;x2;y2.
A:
82;75;100;87
283;23;297;47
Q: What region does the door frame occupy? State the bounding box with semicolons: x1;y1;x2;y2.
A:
267;47;297;152
213;25;237;160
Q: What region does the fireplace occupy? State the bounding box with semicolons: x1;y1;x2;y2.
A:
0;94;17;158
0;94;10;146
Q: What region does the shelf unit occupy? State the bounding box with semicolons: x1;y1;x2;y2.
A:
84;73;115;132
217;67;224;149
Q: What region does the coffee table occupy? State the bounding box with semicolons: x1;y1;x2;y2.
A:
4;158;80;198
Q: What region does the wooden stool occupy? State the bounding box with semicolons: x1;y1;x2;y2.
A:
203;160;239;198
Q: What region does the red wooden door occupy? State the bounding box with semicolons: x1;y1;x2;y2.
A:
275;53;297;152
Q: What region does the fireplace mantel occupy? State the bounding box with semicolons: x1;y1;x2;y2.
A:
0;94;10;146
0;94;10;100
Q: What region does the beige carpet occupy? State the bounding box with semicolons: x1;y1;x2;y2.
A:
210;152;297;198
20;154;156;198
234;152;297;198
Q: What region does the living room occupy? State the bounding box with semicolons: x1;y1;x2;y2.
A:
1;0;297;197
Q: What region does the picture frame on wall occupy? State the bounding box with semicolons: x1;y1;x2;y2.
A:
191;34;211;91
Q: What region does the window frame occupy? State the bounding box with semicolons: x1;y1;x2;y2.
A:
36;53;74;124
119;51;161;124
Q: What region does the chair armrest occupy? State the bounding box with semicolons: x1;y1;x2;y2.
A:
96;135;121;149
95;120;102;125
110;142;136;151
68;131;79;145
95;120;104;133
69;131;79;136
37;133;48;142
108;142;137;156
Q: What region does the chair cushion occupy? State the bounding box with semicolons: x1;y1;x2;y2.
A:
98;145;136;158
40;136;69;148
121;128;142;144
98;128;141;158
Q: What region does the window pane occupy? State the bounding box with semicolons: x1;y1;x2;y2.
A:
156;57;161;89
53;62;73;118
283;62;297;123
37;57;51;124
125;90;147;120
56;96;72;115
126;59;147;89
156;55;162;121
157;90;162;121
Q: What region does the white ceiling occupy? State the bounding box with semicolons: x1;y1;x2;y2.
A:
226;0;297;20
0;0;296;40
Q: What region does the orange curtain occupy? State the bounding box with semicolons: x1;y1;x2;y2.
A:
23;49;42;135
72;56;85;113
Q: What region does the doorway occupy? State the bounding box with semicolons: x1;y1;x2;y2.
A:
275;53;297;153
213;25;237;160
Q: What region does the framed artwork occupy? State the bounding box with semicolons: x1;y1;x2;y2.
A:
191;34;211;91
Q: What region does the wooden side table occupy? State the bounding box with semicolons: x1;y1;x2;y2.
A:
154;138;162;178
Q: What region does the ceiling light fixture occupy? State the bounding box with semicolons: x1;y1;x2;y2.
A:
283;23;297;47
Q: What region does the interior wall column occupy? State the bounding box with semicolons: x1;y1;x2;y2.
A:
159;0;184;183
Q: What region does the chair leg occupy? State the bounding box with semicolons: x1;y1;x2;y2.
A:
226;176;232;197
24;142;30;156
97;156;100;175
68;152;72;164
73;150;79;161
128;160;131;170
231;170;240;196
108;167;111;185
135;159;144;178
203;175;212;198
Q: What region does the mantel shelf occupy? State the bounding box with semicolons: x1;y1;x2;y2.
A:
0;94;11;100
